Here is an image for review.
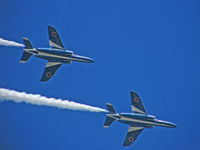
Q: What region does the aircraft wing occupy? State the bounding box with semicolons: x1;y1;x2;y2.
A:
40;61;62;81
130;91;147;115
123;126;144;146
48;25;65;50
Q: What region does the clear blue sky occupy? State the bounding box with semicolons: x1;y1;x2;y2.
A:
0;0;200;149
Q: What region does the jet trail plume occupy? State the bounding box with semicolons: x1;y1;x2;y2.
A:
0;88;107;113
0;38;24;47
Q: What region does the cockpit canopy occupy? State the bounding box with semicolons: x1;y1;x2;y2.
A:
64;50;73;55
37;48;73;56
147;115;155;120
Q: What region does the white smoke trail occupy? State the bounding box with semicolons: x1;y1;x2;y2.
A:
0;38;24;47
0;88;107;113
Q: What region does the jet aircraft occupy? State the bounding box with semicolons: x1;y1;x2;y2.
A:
104;91;177;146
20;25;94;81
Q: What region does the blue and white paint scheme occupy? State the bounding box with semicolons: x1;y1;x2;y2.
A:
20;25;94;81
104;91;177;146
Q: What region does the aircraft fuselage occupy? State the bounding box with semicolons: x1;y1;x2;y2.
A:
107;113;177;128
30;48;94;63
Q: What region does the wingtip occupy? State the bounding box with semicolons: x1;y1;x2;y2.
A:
130;91;140;97
23;37;29;40
48;25;56;30
106;103;112;105
130;90;135;94
40;78;49;82
123;141;133;146
40;79;48;82
40;76;51;82
123;143;129;146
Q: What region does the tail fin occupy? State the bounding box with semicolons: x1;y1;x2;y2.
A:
103;103;116;128
20;38;34;63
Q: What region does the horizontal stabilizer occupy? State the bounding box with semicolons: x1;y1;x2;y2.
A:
106;103;116;113
23;38;33;49
20;51;33;63
103;116;115;128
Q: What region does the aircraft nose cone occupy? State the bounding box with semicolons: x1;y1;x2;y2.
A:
88;58;95;63
172;124;177;128
170;123;177;128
